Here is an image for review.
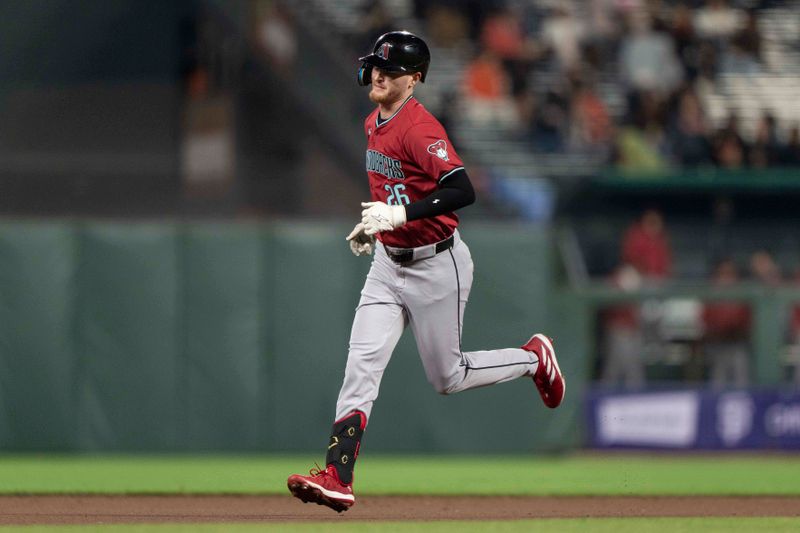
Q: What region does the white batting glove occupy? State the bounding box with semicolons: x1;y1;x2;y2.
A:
361;201;407;236
345;222;375;256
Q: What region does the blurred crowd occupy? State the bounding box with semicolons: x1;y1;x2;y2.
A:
404;0;800;171
261;0;800;174
600;207;800;389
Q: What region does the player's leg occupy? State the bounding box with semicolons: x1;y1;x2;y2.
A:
404;238;537;393
336;265;407;420
288;247;406;512
286;411;364;512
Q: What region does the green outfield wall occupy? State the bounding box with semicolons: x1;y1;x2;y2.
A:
0;220;578;453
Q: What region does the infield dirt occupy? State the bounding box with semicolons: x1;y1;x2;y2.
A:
2;495;799;525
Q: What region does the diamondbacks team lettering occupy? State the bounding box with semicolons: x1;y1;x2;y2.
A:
366;149;405;180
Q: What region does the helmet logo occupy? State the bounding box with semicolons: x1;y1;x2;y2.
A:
377;42;390;60
427;140;450;161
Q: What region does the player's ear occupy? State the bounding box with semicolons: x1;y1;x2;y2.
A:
410;72;421;88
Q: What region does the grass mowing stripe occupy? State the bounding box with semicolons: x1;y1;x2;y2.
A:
0;455;798;495
2;518;800;532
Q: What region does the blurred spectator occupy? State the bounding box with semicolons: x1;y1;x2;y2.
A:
180;13;207;99
702;258;751;390
720;111;747;148
614;126;670;171
462;49;517;127
600;263;646;389
570;78;613;149
528;83;571;151
695;40;720;85
254;1;297;73
425;4;469;47
749;113;782;168
788;267;800;385
463;48;509;101
780;126;800;166
790;267;800;338
415;0;498;41
720;39;761;75
540;5;585;72
480;5;527;61
613;91;670;172
669;85;713;166
708;196;736;263
731;9;762;63
715;131;747;168
480;4;539;96
183;9;237;98
621;208;672;281
619;11;684;95
693;0;745;41
669;3;702;80
588;0;621;42
360;0;396;47
749;249;782;286
713;112;748;169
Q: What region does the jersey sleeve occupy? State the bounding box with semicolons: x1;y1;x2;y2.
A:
403;121;464;184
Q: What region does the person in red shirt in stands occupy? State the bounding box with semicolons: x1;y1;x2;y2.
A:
621;208;672;280
600;263;646;389
600;208;671;388
702;258;751;389
789;266;800;341
789;266;800;385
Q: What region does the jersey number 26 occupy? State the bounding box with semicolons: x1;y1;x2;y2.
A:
384;183;410;206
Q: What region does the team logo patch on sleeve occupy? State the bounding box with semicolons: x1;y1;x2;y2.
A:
427;140;450;161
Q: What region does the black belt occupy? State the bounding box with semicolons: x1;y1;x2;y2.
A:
385;235;455;263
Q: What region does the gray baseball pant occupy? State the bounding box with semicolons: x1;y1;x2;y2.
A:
336;231;537;419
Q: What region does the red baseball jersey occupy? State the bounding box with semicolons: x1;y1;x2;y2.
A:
364;96;464;248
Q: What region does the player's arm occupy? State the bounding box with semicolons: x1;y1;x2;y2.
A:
404;168;474;221
360;170;474;234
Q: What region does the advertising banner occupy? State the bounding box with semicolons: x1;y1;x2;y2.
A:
587;388;800;450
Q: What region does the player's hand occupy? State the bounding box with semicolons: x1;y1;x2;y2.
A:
361;201;407;236
346;222;375;256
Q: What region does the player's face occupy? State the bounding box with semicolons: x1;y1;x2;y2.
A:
369;68;415;106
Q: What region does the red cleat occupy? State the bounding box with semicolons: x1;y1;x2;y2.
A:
287;464;355;513
522;334;565;408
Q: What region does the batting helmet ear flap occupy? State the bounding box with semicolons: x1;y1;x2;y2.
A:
357;63;373;86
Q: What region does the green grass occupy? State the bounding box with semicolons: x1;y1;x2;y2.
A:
2;518;800;532
0;454;798;495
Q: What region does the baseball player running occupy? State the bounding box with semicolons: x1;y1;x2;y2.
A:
287;31;565;513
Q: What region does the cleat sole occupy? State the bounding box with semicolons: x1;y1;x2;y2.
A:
288;481;352;513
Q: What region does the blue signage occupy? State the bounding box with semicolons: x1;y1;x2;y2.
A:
587;388;800;450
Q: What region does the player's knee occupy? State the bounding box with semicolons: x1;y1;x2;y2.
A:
426;377;449;395
433;378;460;395
423;365;464;395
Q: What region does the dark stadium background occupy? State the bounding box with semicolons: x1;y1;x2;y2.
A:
1;0;799;454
